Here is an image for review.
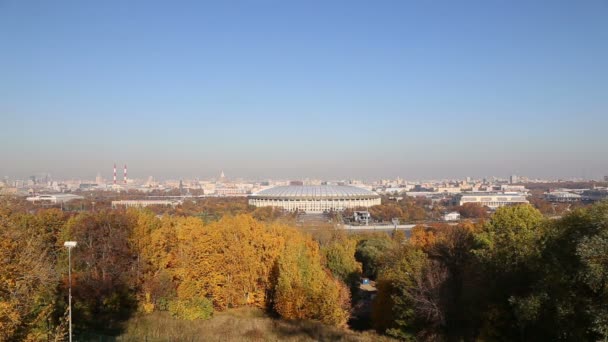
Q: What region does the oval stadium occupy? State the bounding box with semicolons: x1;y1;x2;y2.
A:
249;185;381;213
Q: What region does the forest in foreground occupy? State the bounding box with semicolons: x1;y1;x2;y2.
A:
1;197;607;341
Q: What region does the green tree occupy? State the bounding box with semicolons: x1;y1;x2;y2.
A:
471;205;546;340
355;235;393;279
475;204;545;270
321;230;362;285
372;242;429;340
505;202;608;341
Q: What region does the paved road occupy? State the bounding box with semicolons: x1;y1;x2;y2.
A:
341;224;416;231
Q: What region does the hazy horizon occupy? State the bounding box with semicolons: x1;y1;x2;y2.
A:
2;1;607;180
3;162;606;182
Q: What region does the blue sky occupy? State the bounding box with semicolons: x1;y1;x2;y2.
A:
1;0;607;180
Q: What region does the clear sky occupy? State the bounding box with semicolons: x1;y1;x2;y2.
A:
1;0;607;180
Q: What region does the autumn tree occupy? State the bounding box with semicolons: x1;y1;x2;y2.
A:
371;220;487;340
405;205;427;221
176;215;285;311
409;224;438;251
128;209;176;313
0;211;60;341
457;202;488;219
426;224;483;340
63;210;138;333
368;203;405;222
273;232;351;326
527;196;554;215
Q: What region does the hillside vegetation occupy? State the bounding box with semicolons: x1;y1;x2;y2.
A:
1;196;608;341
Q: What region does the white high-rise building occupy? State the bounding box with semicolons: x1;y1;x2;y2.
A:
95;173;103;185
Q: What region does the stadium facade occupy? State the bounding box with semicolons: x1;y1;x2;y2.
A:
249;185;381;213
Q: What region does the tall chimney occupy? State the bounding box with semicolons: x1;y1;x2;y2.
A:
124;164;127;184
113;163;117;185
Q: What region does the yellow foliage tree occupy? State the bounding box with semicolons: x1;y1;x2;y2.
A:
273;233;351;326
177;215;287;310
127;212;351;326
0;213;58;340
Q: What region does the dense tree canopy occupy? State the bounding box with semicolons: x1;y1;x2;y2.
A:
0;211;60;340
355;235;393;279
366;197;429;223
457;202;488;219
273;232;351;326
2;196;608;341
0;200;351;340
369;203;608;341
321;230;362;285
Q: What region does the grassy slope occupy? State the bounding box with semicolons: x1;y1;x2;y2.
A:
115;308;394;342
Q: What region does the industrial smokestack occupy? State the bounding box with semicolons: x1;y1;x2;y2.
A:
113;163;117;185
124;164;127;184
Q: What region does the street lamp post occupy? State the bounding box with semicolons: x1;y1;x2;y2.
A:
64;241;77;342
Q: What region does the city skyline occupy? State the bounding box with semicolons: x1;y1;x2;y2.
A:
1;154;606;181
2;1;607;180
3;165;605;183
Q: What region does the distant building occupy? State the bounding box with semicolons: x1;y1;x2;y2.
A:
500;185;528;193
201;182;216;194
249;185;380;213
382;187;411;194
455;193;529;209
215;187;249;196
405;191;445;199
26;194;84;204
434;186;461;194
545;192;581;202
78;183;98;190
443;211;461;221
510;174;519;184
111;199;181;208
95;173;103;185
581;189;608;202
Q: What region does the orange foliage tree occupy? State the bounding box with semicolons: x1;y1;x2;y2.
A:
128;212;351;326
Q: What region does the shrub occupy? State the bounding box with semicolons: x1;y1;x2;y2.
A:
168;298;213;320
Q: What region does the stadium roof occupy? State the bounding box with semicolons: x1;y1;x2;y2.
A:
251;185;378;199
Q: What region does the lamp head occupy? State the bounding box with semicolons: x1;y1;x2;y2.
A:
64;241;77;248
